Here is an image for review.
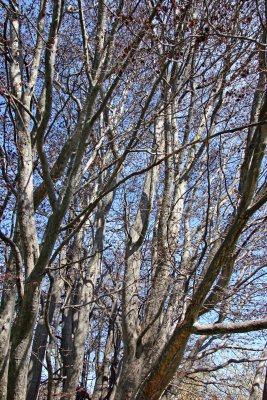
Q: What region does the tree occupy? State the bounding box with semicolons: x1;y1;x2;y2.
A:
249;343;267;400
0;1;266;399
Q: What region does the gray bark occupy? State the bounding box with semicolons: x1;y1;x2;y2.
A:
62;190;115;396
0;274;16;400
1;2;267;400
27;274;64;400
249;345;267;400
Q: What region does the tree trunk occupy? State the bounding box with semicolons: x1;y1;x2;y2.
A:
249;345;267;400
7;285;40;400
113;357;145;400
92;299;119;400
0;280;16;400
262;367;267;400
27;307;48;400
27;275;64;400
63;197;113;396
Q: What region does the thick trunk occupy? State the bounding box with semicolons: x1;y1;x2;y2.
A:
135;326;192;400
7;285;40;400
6;134;39;400
113;357;145;400
5;4;39;396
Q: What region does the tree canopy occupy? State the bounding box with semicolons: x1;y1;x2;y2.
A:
0;1;266;399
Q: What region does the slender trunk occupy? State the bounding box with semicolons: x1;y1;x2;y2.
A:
61;232;83;395
63;201;112;395
263;367;267;400
27;275;64;400
0;279;16;400
0;228;21;400
62;282;94;395
92;299;119;400
27;301;48;400
249;345;267;400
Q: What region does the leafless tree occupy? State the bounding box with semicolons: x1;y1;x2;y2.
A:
0;1;266;400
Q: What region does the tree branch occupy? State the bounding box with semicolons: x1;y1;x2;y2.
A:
192;318;267;336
